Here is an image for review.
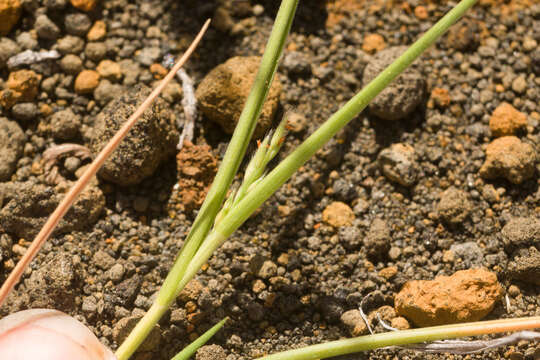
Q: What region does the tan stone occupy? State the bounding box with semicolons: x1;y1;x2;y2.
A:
74;70;100;94
489;103;527;137
479;136;536;184
97;60;122;81
0;0;21;36
429;87;451;108
395;268;503;327
362;33;386;54
70;0;97;12
196;56;282;139
322;201;354;227
87;20;106;41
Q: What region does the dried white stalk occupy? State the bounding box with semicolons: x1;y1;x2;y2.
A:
7;49;61;69
176;68;197;150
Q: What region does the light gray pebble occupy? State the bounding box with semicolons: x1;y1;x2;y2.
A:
362;46;425;120
196;344;227;360
16;32;38;50
378;143;418;187
92;250;115;270
60;54;83;74
0;37;21;68
11;102;37;122
64;13;92;36
35;14;61;40
85;42;107;62
437;187;471;226
44;0;66;10
137;47;161;66
56;35;85;54
364;218;391;259
50;109;80;140
64;156;81;173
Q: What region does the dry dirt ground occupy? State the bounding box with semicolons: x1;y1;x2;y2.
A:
0;0;539;359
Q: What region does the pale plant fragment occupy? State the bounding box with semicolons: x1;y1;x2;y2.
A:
42;143;93;184
7;49;61;69
0;19;211;307
177;68;197;150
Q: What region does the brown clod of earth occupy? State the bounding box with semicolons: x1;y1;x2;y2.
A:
175;141;217;213
362;34;386;54
489;102;527;137
196;56;282;139
479;136;536;184
74;69;100;94
395;268;503;327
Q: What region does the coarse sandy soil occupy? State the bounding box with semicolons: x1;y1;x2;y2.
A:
0;0;539;359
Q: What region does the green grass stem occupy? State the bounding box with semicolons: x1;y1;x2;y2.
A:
115;1;298;359
171;318;228;360
258;317;540;359
167;0;479;297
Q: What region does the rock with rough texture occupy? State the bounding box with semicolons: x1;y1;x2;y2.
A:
362;46;425;120
340;309;368;336
196;56;282;139
89;85;178;186
322;201;355;227
0;181;104;239
25;252;82;311
364;218;391;259
50;108;81;140
507;247;540;286
436;187;471;226
196;344;227;360
378;143;418;187
0;37;20;67
0;117;25;181
175;141;217;212
0;69;41;108
0;0;21;36
479;136;536;184
395;268;503;327
501;217;540;251
489;103;527;137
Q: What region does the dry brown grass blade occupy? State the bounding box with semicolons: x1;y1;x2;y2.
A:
0;19;211;307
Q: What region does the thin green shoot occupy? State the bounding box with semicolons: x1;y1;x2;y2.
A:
171;318;228;360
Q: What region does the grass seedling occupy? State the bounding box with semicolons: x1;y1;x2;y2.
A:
1;0;539;359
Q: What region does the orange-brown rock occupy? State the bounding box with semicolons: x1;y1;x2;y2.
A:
429;87;451;108
87;20;106;41
74;70;100;94
362;33;386;54
414;6;428;19
0;0;21;35
70;0;97;12
0;69;41;108
322;201;354;227
395;268;503;327
489;103;527;137
196;56;282;139
479;136;536;184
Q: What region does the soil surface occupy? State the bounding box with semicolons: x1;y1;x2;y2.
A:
0;0;539;360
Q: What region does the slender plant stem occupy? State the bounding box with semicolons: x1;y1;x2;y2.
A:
168;0;479;294
0;19;211;308
116;2;298;359
171;318;228;360
258;317;540;360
